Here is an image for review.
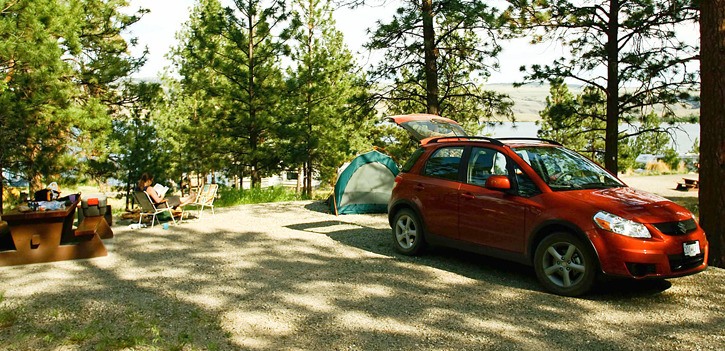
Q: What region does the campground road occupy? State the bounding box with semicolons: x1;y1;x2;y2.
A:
0;198;723;350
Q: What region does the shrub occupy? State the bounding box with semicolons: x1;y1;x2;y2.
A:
662;148;681;170
645;161;671;173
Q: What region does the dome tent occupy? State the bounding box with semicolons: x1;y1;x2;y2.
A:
330;150;400;215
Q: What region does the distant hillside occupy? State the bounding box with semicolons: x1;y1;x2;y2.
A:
486;83;700;122
486;83;554;121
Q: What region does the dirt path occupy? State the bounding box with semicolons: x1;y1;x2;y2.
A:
619;173;699;198
1;180;722;350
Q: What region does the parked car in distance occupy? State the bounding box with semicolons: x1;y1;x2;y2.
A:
386;114;709;296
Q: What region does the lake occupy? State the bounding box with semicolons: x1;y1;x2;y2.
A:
480;122;700;154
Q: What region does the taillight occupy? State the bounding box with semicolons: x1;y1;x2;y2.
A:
394;175;403;183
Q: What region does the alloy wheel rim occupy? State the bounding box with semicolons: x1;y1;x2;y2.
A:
542;242;586;288
395;215;417;249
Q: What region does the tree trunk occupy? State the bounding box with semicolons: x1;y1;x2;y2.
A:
421;0;439;115
604;0;620;174
305;160;312;197
0;164;4;215
247;9;261;189
125;170;133;211
699;0;725;268
305;3;314;198
251;166;261;188
296;166;302;193
30;174;43;194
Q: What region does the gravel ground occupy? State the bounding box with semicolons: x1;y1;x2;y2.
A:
619;173;699;198
1;178;723;350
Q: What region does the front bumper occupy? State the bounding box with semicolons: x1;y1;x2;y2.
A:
589;227;709;278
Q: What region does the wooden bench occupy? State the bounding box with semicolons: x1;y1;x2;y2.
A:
75;216;113;239
0;221;11;251
78;204;113;226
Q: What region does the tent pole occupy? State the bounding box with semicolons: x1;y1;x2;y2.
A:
332;191;339;216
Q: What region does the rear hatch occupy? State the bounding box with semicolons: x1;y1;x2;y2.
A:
385;114;467;143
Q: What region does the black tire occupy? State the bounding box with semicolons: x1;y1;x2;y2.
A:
392;209;427;255
534;232;597;297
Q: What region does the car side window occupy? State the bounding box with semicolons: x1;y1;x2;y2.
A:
492;152;508;175
467;147;508;186
423;146;464;181
514;164;541;197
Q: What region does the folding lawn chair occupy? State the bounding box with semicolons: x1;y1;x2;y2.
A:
132;191;177;228
188;183;218;219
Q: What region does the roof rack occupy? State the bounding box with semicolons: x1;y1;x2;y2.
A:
424;136;504;146
424;136;563;146
495;137;562;146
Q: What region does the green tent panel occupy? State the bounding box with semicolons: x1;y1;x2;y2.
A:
331;150;400;215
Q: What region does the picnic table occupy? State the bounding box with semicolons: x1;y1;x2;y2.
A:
676;177;699;191
0;197;112;267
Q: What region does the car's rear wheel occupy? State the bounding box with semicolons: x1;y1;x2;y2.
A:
392;209;426;255
534;232;597;296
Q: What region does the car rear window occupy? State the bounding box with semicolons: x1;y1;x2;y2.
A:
401;147;425;173
423;146;464;181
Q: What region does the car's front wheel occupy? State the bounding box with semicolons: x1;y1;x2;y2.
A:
534;232;597;296
392;209;426;255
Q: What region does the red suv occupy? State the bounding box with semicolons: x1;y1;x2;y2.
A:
387;114;708;296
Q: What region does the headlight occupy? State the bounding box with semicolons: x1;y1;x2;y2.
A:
593;211;651;238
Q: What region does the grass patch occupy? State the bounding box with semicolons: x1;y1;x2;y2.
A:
215;186;309;207
0;297;230;350
0;293;17;328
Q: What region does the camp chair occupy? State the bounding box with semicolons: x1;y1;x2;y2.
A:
188;183;218;219
132;191;177;228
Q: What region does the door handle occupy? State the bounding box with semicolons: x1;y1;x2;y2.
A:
413;184;425;191
461;193;475;200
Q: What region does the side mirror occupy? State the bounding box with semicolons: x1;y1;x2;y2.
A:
485;175;511;191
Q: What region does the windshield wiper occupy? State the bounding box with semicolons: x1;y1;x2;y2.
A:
578;182;621;189
548;184;575;190
549;182;621;191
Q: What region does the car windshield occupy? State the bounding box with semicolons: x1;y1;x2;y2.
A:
513;146;624;191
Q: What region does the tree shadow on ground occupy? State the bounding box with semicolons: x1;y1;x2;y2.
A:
1;202;722;351
303;200;333;214
286;220;676;299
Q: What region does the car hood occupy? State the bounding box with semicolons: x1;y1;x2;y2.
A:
385;114;467;143
558;186;693;223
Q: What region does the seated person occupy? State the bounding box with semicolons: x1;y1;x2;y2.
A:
137;173;195;209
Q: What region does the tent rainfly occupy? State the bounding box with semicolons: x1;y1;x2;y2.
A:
330;150;400;215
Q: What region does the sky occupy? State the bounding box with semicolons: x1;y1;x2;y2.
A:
123;0;564;83
123;0;698;84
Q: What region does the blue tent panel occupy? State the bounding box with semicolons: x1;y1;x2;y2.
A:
331;150;399;215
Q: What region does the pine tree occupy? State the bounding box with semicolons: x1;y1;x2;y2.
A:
0;0;146;212
112;81;173;210
505;0;699;174
284;0;374;194
67;0;148;187
538;81;606;161
0;0;78;203
539;80;679;171
217;0;289;188
167;0;229;186
366;0;513;129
